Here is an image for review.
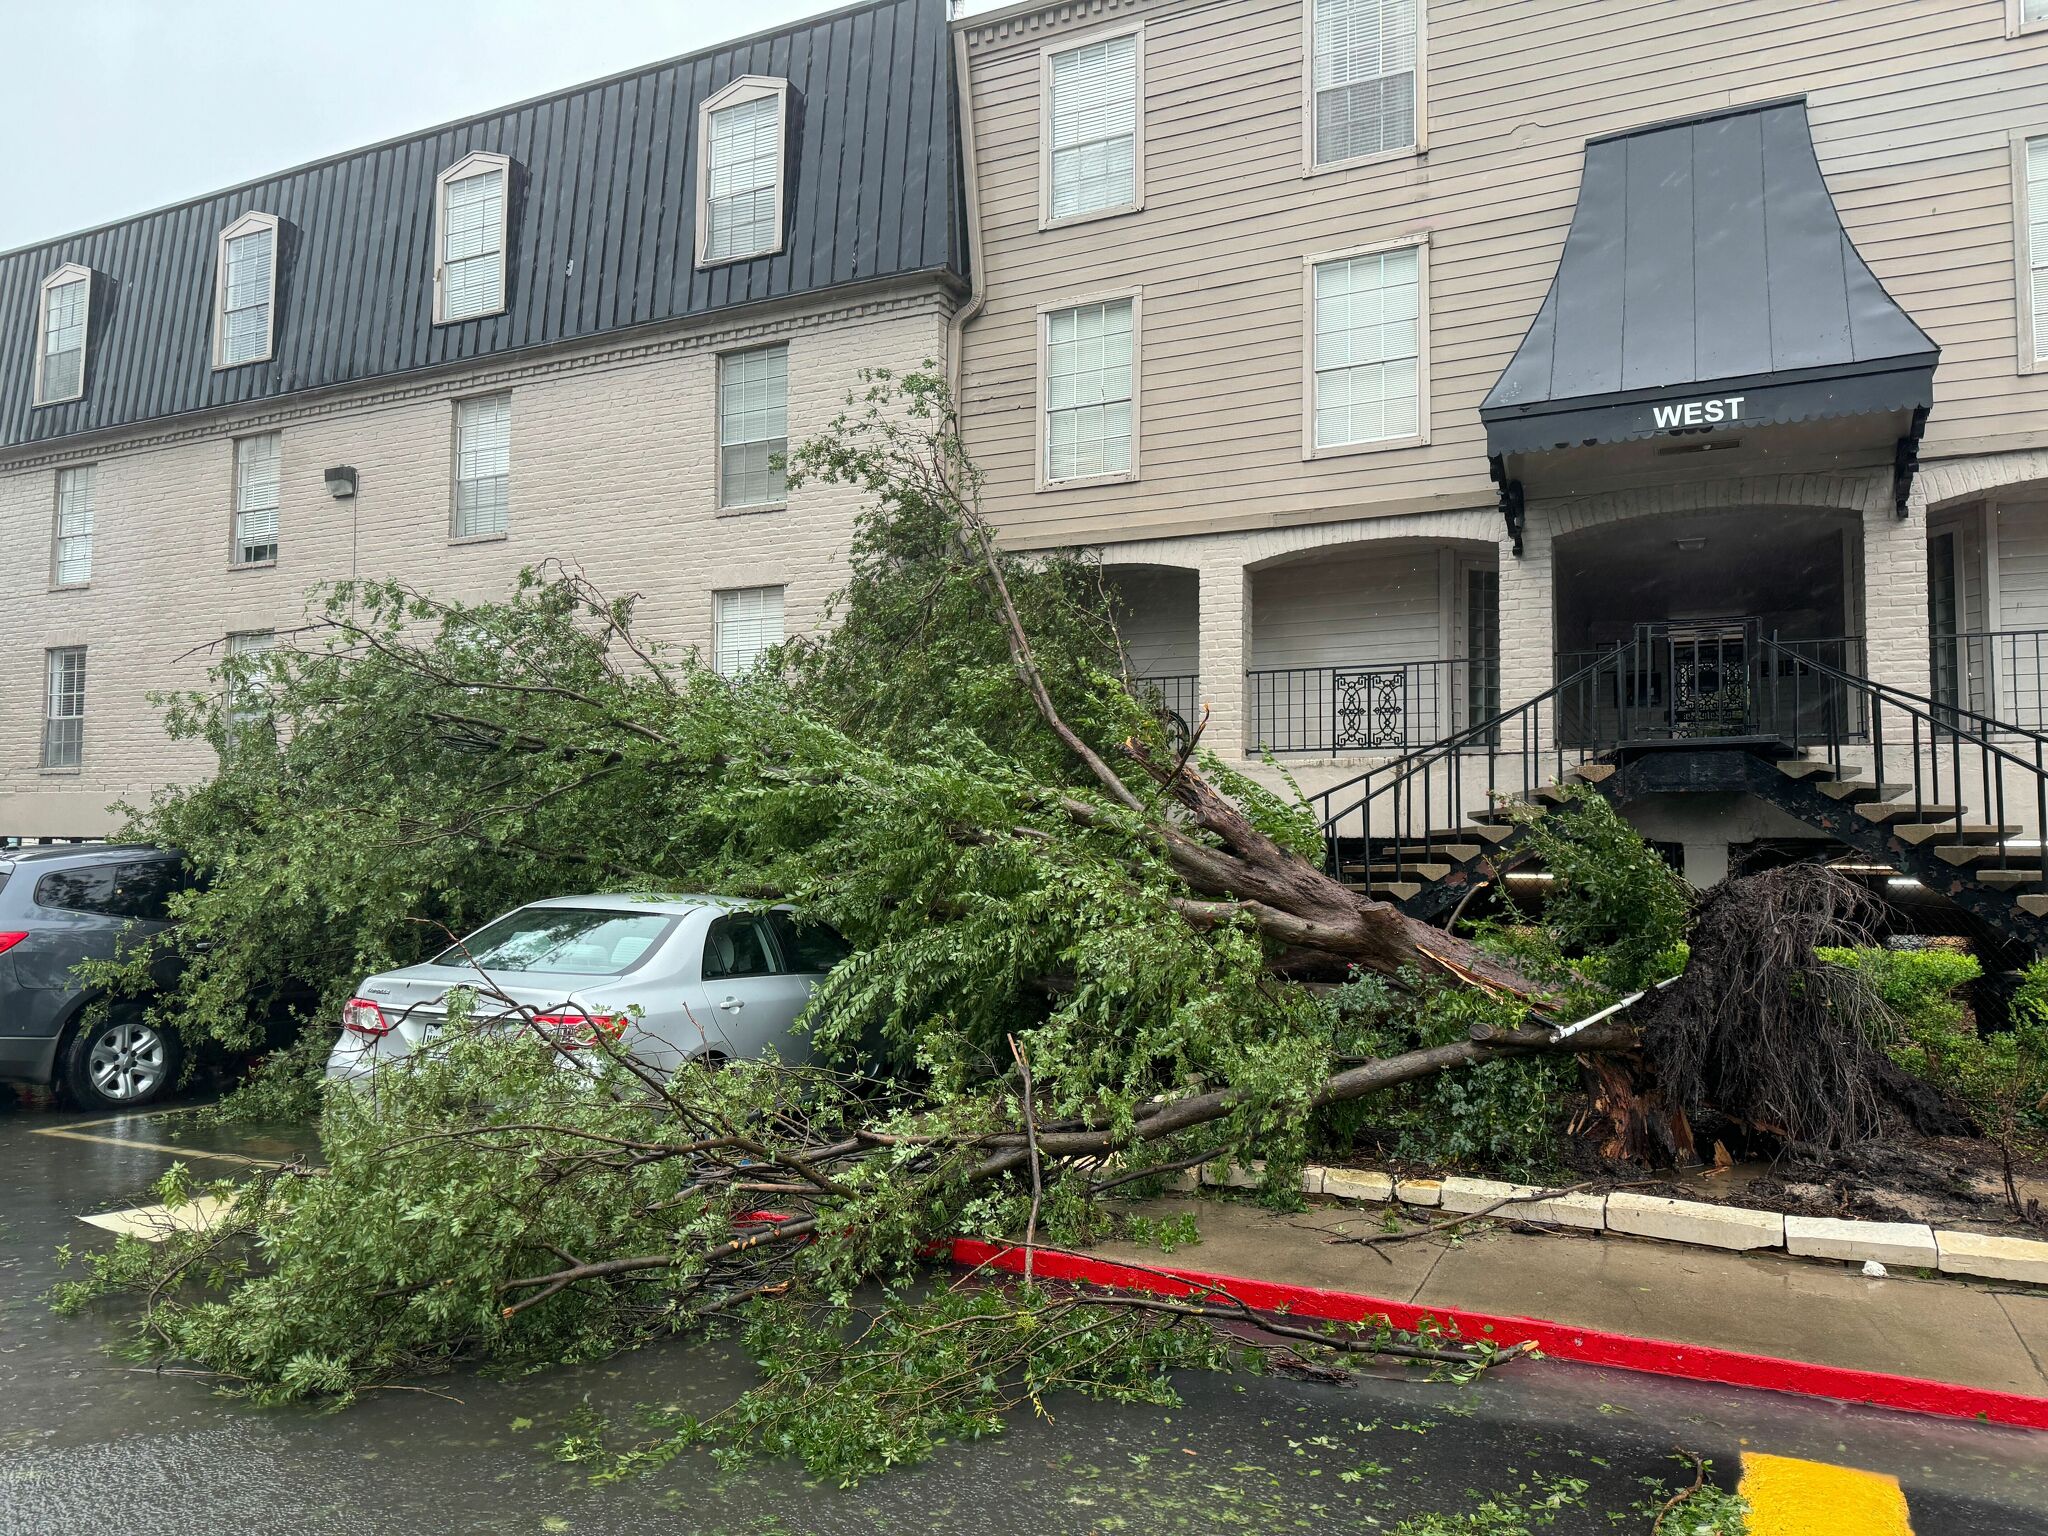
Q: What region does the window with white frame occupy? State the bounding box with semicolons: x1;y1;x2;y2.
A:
2019;0;2048;33
1045;32;1140;223
718;345;788;509
2024;135;2048;369
1311;244;1423;449
435;154;510;323
233;433;281;565
700;78;789;264
215;213;279;367
43;646;85;770
35;265;91;406
1043;297;1135;484
52;466;94;587
453;393;511;538
712;586;785;677
227;630;276;730
1310;0;1419;167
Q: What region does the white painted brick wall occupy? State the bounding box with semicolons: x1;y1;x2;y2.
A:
0;295;953;836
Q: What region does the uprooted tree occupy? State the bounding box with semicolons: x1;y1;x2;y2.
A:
63;371;1682;1481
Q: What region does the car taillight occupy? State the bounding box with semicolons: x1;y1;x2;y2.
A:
0;933;26;956
531;1012;626;1050
342;998;392;1036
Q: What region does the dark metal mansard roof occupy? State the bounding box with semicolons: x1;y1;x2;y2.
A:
0;0;966;454
1480;98;1937;460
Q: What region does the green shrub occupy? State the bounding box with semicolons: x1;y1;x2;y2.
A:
1821;946;2048;1148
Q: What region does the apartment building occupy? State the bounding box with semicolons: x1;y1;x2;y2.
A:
954;0;2048;937
0;0;967;839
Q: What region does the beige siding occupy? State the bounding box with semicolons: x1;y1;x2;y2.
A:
1104;565;1199;675
961;0;2048;550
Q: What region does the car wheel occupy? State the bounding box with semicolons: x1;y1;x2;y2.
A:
61;1006;182;1110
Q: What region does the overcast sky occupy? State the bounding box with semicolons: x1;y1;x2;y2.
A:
0;0;985;252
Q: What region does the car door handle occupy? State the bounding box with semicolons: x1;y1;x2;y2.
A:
718;995;744;1012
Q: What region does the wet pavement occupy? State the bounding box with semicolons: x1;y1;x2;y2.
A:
2;1094;2045;1535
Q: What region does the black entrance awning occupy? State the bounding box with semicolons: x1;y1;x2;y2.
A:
1481;98;1937;485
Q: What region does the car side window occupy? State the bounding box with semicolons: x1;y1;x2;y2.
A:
34;864;118;914
702;913;778;980
768;911;851;974
110;860;183;922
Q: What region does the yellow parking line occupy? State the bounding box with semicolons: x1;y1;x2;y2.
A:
1740;1452;1913;1536
28;1125;278;1167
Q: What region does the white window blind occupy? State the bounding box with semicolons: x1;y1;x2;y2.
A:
1314;247;1421;447
2029;137;2048;364
706;94;782;261
442;167;506;320
227;630;276;727
713;586;785;677
719;346;789;509
1312;0;1418;166
1047;35;1138;220
453;394;511;537
221;225;275;365
39;276;88;404
234;434;281;564
53;466;94;586
1045;299;1134;482
44;646;85;769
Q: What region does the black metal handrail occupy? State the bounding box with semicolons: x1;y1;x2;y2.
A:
1311;630;2048;900
1934;629;2048;732
1311;642;1644;885
1764;639;2048;896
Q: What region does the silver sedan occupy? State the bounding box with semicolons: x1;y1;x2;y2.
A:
326;894;849;1084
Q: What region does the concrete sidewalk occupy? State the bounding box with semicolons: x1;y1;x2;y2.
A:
1092;1196;2048;1398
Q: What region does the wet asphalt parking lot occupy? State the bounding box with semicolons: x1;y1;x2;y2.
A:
2;1094;2045;1535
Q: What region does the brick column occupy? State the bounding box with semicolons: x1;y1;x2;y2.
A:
1862;477;1930;697
1197;552;1253;758
1496;499;1554;742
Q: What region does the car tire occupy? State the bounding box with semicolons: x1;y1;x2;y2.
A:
59;1005;182;1111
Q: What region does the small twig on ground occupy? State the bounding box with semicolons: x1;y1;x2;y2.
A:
1008;1034;1043;1285
1306;1179;1653;1255
1650;1449;1706;1535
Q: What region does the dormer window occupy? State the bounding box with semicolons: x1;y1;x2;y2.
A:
214;212;280;368
34;265;91;407
434;152;511;324
698;77;790;266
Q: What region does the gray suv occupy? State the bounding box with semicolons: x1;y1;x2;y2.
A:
0;844;189;1108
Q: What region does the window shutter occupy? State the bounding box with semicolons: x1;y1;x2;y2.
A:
1312;0;1418;165
1044;299;1134;481
1048;35;1138;220
713;586;786;677
54;466;94;585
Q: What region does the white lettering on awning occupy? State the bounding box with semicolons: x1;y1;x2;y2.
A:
1651;395;1745;430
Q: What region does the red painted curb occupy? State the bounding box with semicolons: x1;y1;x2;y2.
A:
947;1237;2048;1432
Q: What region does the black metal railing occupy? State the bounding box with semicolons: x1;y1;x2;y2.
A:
1246;657;1500;755
1934;630;2048;731
1311;629;2048;901
1553;633;1865;748
1134;673;1199;731
1771;641;2048;900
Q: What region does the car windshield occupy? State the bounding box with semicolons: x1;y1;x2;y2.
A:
437;908;674;976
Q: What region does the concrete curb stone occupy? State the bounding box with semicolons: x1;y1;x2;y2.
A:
1784;1215;1937;1269
1935;1228;2048;1285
